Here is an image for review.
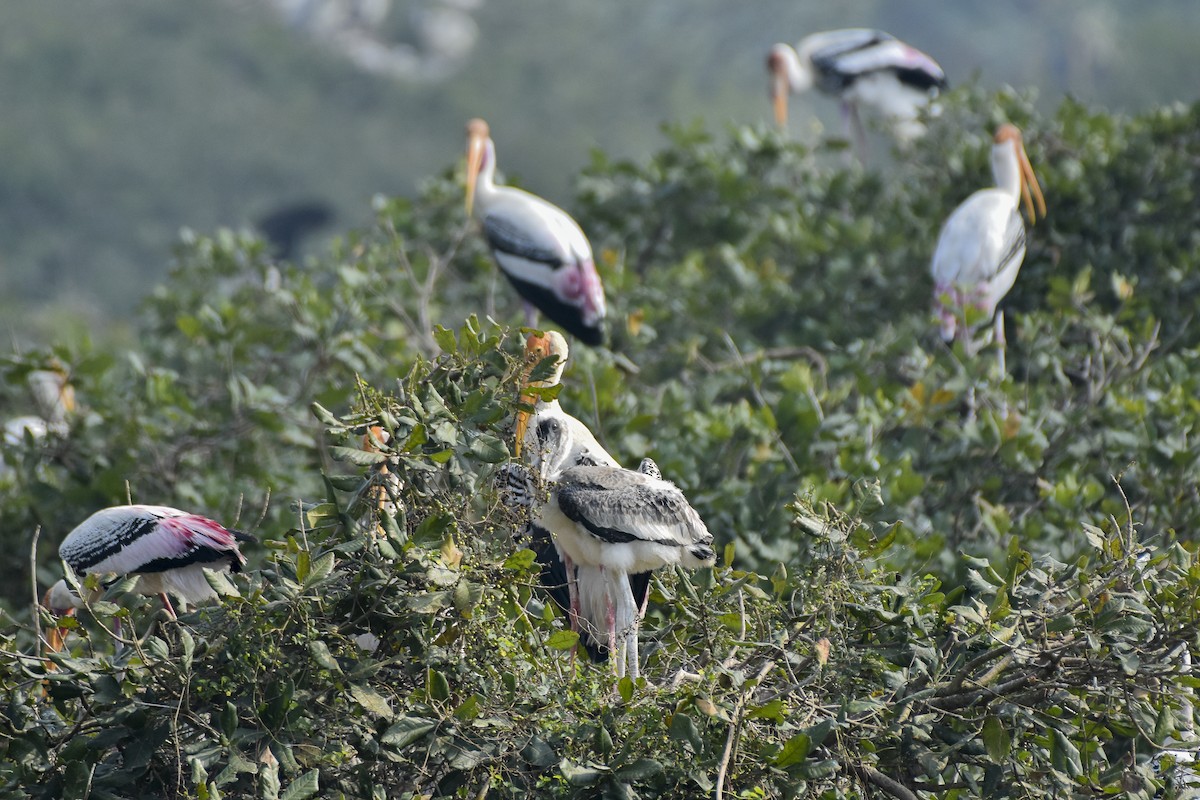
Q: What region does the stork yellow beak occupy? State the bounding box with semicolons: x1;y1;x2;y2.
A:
40;588;73;655
771;73;789;129
465;118;489;216
1018;145;1047;224
514;332;552;457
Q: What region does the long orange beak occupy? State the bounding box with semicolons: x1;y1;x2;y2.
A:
41;588;74;655
1017;145;1047;224
771;72;789;129
515;332;552;457
465;118;489;216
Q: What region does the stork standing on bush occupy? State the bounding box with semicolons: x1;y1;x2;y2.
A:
512;331;652;665
930;124;1047;373
514;417;716;681
1;365;76;478
768;28;946;155
43;505;251;651
464;118;607;347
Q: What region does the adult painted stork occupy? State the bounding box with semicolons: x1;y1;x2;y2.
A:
768;28;946;152
531;443;717;679
44;505;251;650
465;118;607;346
930;124;1046;371
2;367;76;477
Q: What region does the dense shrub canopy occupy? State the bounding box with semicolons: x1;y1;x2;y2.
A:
2;90;1200;798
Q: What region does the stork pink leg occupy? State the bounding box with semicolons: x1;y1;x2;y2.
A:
159;593;178;620
523;301;539;330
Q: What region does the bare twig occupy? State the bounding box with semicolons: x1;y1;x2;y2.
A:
715;659;775;800
30;525;42;656
846;763;919;800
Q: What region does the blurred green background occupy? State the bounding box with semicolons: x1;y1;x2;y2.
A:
0;0;1196;344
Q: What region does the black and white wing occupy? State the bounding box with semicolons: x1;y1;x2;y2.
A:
554;466;715;564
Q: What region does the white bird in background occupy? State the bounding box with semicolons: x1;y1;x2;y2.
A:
2;366;76;477
44;505;251;651
465;118;607;347
931;124;1047;371
768;28;946;153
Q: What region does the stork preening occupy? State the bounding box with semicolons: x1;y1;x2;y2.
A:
768;28;945;154
931;124;1047;373
465;118;607;347
44;505;251;651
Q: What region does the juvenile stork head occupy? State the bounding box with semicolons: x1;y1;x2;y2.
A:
992;124;1047;224
514;331;568;457
464;117;493;217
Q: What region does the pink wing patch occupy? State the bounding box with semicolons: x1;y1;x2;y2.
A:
556;259;607;326
159;515;245;564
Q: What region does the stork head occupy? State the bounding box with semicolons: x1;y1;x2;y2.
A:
464;118;492;216
514;331;568;457
42;580;80;653
993;124;1046;224
767;43;807;127
29;363;76;420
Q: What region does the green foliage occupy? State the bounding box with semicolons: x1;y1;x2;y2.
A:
3;90;1200;797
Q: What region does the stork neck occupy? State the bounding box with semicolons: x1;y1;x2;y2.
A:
991;141;1022;203
772;44;811;93
476;138;498;199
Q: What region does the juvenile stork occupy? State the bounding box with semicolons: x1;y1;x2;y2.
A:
530;438;717;680
768;28;945;152
931;124;1046;372
44;505;251;650
511;331;656;663
465;118;607;346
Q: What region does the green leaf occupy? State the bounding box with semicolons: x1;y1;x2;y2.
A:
433;325;457;353
503;548;537;571
614;758;663;782
381;717;436;750
308;641;342;673
427;668;451;702
773;733;811;768
329;446;387;466
62;760;94;800
982;716;1011;761
747;698;786;722
668;712;703;753
468;433;509;463
617;677;634;703
546;629;580;650
349;683;393;721
279;769;319;800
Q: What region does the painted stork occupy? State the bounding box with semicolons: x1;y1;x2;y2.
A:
43;505;251;650
530;440;716;680
2;367;76;477
931;124;1046;371
768;28;946;152
465;118;607;346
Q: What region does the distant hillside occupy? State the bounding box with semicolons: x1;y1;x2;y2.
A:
0;0;1196;343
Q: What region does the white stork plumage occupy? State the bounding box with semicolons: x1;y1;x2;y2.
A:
2;367;76;478
768;28;946;152
931;124;1047;370
511;331;654;665
465;118;607;347
530;445;716;680
44;505;251;650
